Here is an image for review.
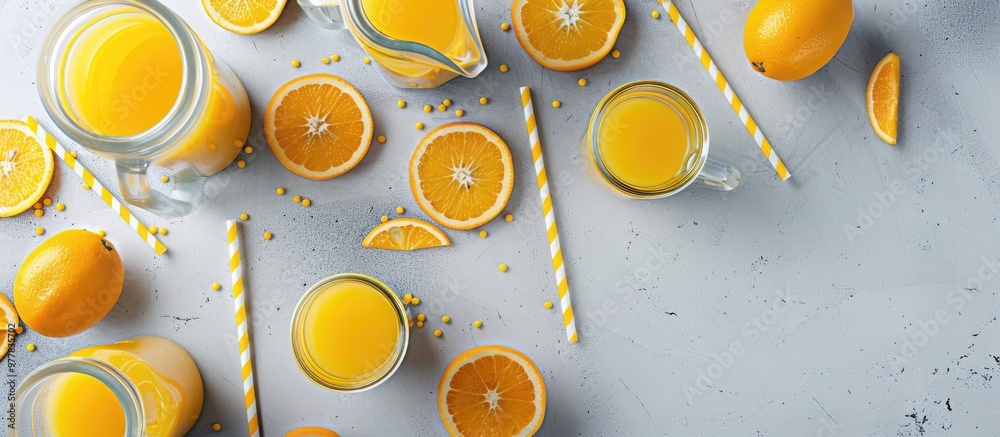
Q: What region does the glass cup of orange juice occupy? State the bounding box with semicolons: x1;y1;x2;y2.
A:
291;273;410;392
581;80;741;198
297;0;488;88
12;336;204;437
37;0;252;217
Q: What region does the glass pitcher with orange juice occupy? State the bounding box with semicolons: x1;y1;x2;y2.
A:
298;0;488;88
37;0;251;217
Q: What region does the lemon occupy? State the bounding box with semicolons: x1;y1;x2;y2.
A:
14;229;124;337
744;0;854;81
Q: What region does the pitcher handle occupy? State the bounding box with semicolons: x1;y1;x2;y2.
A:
297;0;347;30
692;158;741;191
115;160;204;217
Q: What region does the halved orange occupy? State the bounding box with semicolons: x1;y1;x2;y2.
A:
362;218;451;250
0;293;19;360
265;74;373;180
409;123;514;230
438;345;546;437
511;0;626;71
0;120;53;217
867;53;900;145
202;0;287;35
284;426;340;437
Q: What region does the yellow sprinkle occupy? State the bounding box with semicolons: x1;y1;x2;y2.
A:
544;301;554;309
441;315;451;323
403;293;413;301
479;230;487;238
611;49;621;58
416;321;424;328
411;297;420;305
578;78;587;86
97;230;106;237
55;203;65;211
263;231;273;240
443;99;452;106
409;320;414;327
212;282;221;291
237;160;246;169
381;215;389;223
397;100;406;108
276;187;286;195
552;100;562;109
302;198;312;207
500;22;510;31
158;227;167;236
240;213;249;221
473;320;482;328
321;57;330;64
455;109;465;117
233;139;244;148
438;104;447;112
43;198;52;206
363;57;371;64
82;183;90;190
415;122;425;130
433;329;442;337
33;202;42;209
504;213;514;222
244;146;253;154
35;227;44;236
15;326;22;334
293;195;302;203
291;59;301;68
423;104;433;113
34;209;43;217
479;97;489;105
651;10;661;19
417;314;426;322
26;343;36;352
377;135;386;143
498;263;508;272
212;423;222;432
331;54;340;62
395;206;405;214
70;151;77;158
499;64;509;73
149;226;158;234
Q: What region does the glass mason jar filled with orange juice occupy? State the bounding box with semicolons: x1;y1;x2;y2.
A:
291;274;410;392
13;336;204;437
581;81;741;198
38;0;251;217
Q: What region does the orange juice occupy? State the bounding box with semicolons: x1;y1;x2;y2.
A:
292;274;408;391
362;0;461;53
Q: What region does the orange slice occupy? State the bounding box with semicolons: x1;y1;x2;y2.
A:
409;123;514;230
0;120;53;217
202;0;287;35
867;53;900;145
438;345;546;437
0;293;19;360
362;218;451;250
265;74;373;180
511;0;626;71
284;426;340;437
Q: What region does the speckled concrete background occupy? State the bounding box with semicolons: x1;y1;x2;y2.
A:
2;0;1000;435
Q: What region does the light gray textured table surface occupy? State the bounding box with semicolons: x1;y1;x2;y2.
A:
2;0;999;435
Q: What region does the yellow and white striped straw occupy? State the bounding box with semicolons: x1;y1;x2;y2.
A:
660;0;791;181
519;87;578;343
24;116;168;255
226;220;261;437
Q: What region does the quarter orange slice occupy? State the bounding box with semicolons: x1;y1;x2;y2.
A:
362;218;451;250
0;293;19;360
284;426;340;437
409;123;514;230
867;53;900;145
202;0;286;35
511;0;626;71
0;120;53;217
438;345;546;437
265;74;373;180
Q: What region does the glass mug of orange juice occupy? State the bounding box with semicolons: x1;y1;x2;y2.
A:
38;0;252;217
13;336;204;437
297;0;488;88
291;273;410;392
581;81;741;198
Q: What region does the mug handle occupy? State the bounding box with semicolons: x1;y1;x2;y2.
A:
116;160;205;217
692;158;741;191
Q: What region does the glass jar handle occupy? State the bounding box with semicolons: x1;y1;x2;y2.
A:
115;160;204;217
297;0;346;30
693;158;741;191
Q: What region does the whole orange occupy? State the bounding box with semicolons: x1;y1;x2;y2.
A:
744;0;854;81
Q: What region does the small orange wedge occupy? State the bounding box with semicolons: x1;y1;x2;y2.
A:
867;53;900;145
438;345;546;437
409;123;514;230
362;218;451;251
202;0;286;35
0;293;19;360
284;426;340;437
0;120;53;217
511;0;626;71
265;74;373;180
